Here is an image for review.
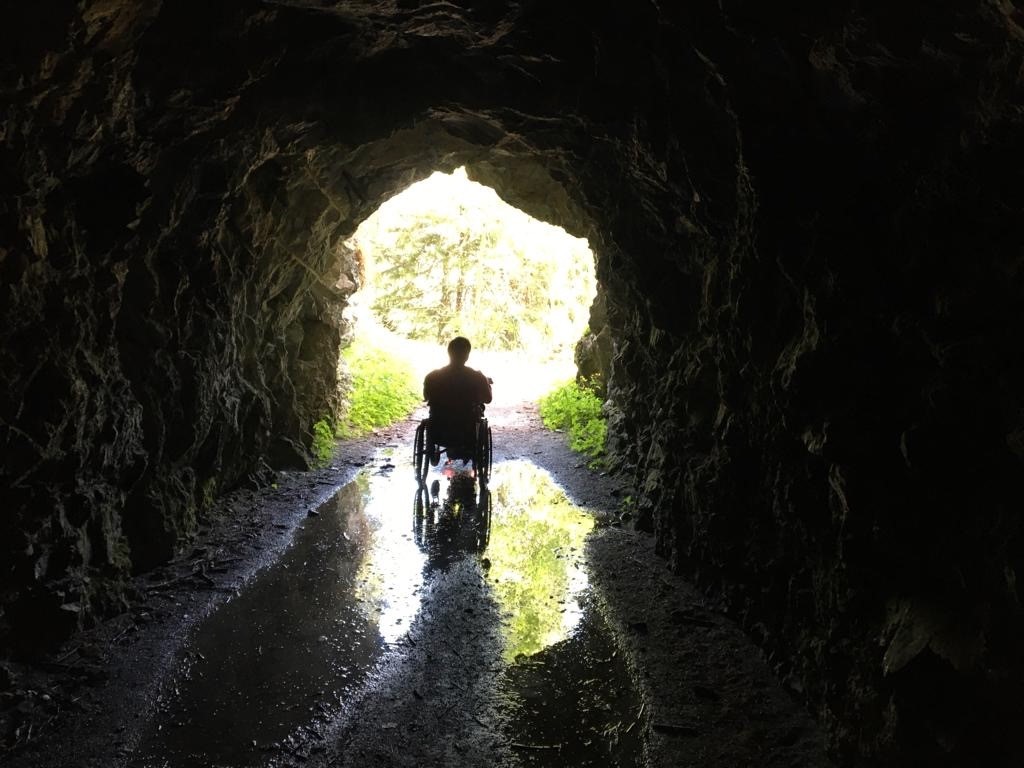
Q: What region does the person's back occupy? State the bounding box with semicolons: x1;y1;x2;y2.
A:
423;337;491;453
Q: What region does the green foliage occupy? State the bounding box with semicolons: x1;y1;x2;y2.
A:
358;169;595;353
338;339;420;437
312;419;336;467
538;378;606;463
199;476;218;511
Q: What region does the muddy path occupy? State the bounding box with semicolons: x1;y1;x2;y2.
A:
2;403;832;768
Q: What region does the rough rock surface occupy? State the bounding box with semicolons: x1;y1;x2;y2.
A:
2;2;1023;764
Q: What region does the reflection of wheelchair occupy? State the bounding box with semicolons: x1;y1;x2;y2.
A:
413;480;492;568
412;407;492;485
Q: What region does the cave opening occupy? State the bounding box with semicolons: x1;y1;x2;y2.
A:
340;165;598;416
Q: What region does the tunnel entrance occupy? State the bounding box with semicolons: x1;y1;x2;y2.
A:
340;167;598;417
4;0;1022;762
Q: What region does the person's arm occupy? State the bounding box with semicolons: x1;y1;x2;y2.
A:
478;371;493;404
423;372;433;402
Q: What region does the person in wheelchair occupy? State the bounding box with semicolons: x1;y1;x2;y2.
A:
423;336;492;464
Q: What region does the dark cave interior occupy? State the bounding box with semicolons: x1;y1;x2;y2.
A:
2;1;1024;764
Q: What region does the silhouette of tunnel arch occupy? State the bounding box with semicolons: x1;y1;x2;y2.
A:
213;74;733;471
2;0;747;650
278;115;616;438
332;117;602;259
134;2;743;471
89;0;742;490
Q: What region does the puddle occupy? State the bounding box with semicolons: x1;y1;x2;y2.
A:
487;462;643;767
132;465;425;766
134;455;642;766
485;461;594;661
498;598;644;767
412;472;492;573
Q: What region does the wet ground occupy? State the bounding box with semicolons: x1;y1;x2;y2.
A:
130;457;640;767
2;403;832;767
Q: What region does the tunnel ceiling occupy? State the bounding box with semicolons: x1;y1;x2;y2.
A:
3;1;1024;764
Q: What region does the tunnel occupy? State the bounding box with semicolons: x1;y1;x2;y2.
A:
2;1;1023;765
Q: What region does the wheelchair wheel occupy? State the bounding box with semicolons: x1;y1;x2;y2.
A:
484;426;492;481
413;421;430;483
474;420;492;484
475;486;492;550
413;487;427;546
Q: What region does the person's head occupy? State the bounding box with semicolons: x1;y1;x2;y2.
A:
447;336;471;366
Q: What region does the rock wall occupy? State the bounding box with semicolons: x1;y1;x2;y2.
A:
606;4;1024;764
1;1;1023;763
0;5;361;650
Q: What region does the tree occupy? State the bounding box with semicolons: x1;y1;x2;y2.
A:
358;170;596;352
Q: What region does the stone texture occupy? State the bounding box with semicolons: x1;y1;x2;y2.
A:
1;1;1022;764
603;5;1024;765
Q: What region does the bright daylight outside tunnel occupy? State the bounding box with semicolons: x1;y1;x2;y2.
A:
2;3;1024;768
342;166;596;410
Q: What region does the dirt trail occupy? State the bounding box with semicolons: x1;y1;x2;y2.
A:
2;402;832;768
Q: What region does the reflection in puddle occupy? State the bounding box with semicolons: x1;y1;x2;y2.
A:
133;466;425;767
483;462;642;766
354;485;425;646
412;473;491;571
499;601;644;768
486;461;595;662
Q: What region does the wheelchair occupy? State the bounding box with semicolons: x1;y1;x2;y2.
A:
412;408;492;485
413;481;492;568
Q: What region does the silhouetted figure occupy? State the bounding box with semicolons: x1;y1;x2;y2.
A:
423;336;492;461
412;477;492;570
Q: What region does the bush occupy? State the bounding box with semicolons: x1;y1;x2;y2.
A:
312;419;336;467
538;378;606;463
338;339;421;437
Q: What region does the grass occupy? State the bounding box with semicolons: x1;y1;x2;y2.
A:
312;419;336;467
337;336;421;437
538;377;606;465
